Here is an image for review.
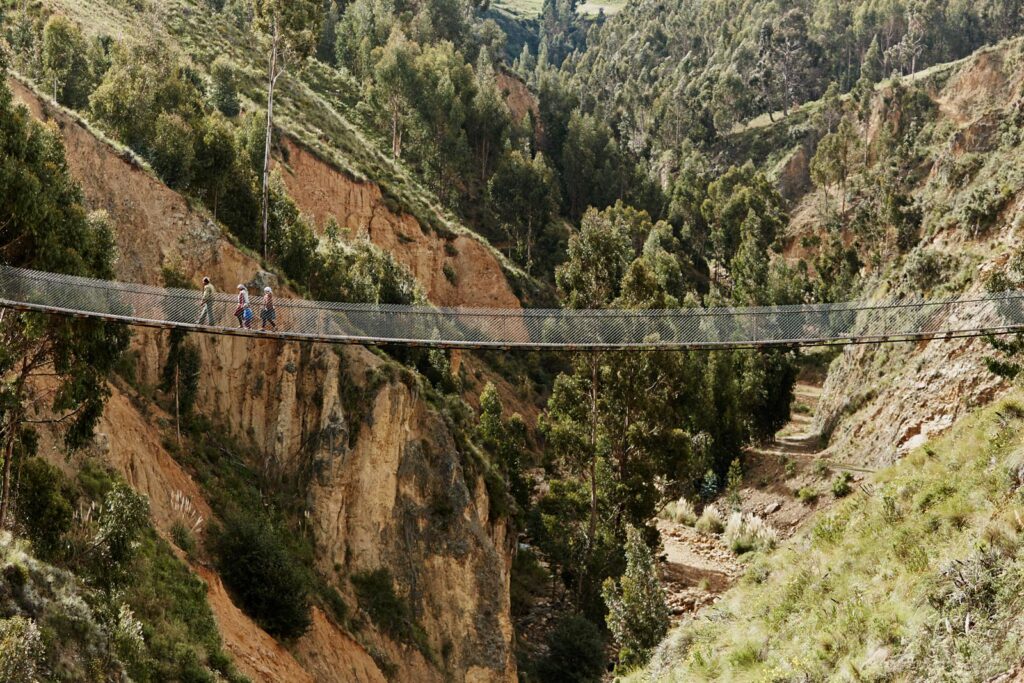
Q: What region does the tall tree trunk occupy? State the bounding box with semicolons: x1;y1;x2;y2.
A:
0;433;14;528
588;357;599;543
261;17;280;261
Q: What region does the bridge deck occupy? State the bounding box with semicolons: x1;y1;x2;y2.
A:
1;265;1022;351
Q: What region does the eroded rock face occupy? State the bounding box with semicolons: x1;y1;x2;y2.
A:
12;78;517;683
810;48;1024;469
815;335;1006;468
276;136;522;310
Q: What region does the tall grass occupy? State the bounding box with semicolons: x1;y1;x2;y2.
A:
633;395;1024;682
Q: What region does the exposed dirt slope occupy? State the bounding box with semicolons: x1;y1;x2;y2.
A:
12;78;518;682
784;42;1024;468
278;136;521;309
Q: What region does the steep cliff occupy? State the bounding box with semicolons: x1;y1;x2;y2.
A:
11;78;518;682
793;41;1024;467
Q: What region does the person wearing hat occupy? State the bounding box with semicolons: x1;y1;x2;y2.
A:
234;284;253;329
196;276;216;325
260;286;277;331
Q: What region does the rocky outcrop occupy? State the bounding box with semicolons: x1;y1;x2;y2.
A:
12;77;518;682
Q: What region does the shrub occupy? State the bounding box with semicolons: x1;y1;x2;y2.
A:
170;521;196;555
210;512;311;639
695;505;725;535
15;458;73;561
724;512;779;554
832;472;854;498
700;469;720;502
783;457;797;478
0;616;44;682
796;487;819;505
534;614;605;683
351;569;426;653
726;459;743;508
660;497;697;526
813;459;831;479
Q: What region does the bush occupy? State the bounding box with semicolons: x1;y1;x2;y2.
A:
15;458;73;561
796;487;819;505
151;112;196;189
724;512;779;554
534;614;606;683
0;616;44;682
695;505;725;535
350;568;428;654
210;512;311;639
660;497;697;526
832;472;854;498
170;521;196;555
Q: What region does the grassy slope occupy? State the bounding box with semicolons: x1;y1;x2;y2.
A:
634;394;1024;682
44;0;530;284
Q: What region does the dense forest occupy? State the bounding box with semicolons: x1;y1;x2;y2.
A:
1;0;1023;679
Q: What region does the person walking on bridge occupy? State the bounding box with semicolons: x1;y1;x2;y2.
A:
235;284;253;329
196;277;216;326
261;286;277;331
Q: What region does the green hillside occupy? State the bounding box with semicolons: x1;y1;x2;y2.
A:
636;393;1024;681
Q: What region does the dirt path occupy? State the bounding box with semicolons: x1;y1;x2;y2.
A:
658;380;857;619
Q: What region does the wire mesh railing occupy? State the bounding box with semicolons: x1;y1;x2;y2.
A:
1;264;1023;350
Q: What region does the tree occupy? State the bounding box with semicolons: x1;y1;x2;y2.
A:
702;162;787;269
89;38;204;158
151;112;197;189
15;458;73;561
811;117;860;217
477;383;530;511
210;56;241;117
254;0;323;259
730;211;770;306
756;9;822;116
211;511;311;638
601;525;669;669
535;615;606;683
41;15;92;108
467;53;510;185
0;83;129;526
373;28;419;159
561;111;628;219
193;114;240;219
487;151;560;271
91;483;150;589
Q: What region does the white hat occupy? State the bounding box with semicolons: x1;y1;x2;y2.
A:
237;284;245;290
264;286;272;293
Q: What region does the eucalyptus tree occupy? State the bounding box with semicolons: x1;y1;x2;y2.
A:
0;83;129;526
254;0;323;259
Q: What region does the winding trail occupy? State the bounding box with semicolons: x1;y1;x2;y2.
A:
658;380;847;617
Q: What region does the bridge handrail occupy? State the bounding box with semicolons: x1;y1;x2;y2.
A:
1;264;1023;350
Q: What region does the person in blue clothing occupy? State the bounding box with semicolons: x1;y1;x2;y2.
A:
234;284;253;329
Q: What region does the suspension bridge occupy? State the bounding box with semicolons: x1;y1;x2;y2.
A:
1;264;1023;351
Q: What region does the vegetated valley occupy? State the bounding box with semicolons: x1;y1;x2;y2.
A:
0;0;1023;681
